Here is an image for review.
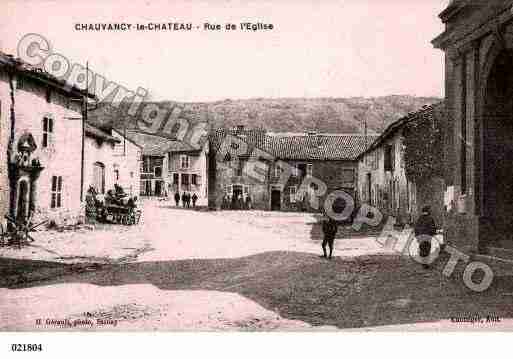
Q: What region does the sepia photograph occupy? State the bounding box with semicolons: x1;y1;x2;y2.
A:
1;0;513;356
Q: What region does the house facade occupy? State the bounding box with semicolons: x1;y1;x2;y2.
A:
208;127;375;212
126;131;170;197
357;104;446;226
432;0;513;254
168;140;209;206
267;134;374;212
84;125;141;198
0;52;93;226
127;130;209;201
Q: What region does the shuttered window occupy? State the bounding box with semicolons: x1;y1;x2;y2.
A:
42;117;54;148
51;176;62;208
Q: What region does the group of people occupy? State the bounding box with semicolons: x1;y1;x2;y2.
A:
221;193;252;210
174;191;198;208
320;205;438;268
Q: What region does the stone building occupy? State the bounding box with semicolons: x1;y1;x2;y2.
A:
357;104;446;226
208;128;270;210
0;52;94;226
208;127;374;212
267;133;376;212
433;0;513;255
84;125;142;198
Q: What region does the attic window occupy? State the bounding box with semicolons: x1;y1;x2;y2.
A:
224;153;232;162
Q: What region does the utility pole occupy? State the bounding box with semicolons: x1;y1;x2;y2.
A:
80;61;88;202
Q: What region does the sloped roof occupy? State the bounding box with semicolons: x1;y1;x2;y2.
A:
210;128;376;161
0;52;95;99
125;131;199;156
209;128;268;155
85;123;121;143
359;102;445;158
269;134;379;161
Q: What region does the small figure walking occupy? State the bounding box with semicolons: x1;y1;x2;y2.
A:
414;206;437;269
181;191;187;208
192;193;198;208
321;215;338;260
186;192;191;208
174;191;180;207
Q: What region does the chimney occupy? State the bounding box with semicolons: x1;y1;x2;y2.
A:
234;125;244;133
307;130;318;136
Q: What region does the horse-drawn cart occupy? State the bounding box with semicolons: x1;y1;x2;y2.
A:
86;185;141;225
98;202;141;225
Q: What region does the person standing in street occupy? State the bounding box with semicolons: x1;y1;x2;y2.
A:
186;192;191;208
414;206;437;269
181;191;187;208
192;193;198;208
321;215;338;260
174;191;180;207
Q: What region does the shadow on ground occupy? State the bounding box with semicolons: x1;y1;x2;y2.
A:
3;250;513;329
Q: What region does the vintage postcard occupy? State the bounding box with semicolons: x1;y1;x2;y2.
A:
1;0;513;351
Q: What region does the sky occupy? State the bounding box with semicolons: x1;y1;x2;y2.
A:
0;0;450;102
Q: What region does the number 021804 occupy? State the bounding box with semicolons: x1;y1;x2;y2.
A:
11;344;43;352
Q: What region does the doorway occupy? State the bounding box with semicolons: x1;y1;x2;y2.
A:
155;180;163;196
271;189;281;211
481;50;513;245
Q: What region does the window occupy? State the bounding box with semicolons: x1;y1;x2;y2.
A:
51;176;62;208
274;163;283;178
289;186;297;203
16;76;24;90
295;163;306;178
173;173;179;184
180;155;190;169
42;117;54;148
192;174;198;185
130;171;134;178
306;164;313;177
93;162;105;194
181;173;189;185
142;157;151;173
384;144;394;172
341;168;355;184
154;166;162;178
236;159;246;177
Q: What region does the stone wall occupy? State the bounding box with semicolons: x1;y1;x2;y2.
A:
433;0;513;253
209;152;358;212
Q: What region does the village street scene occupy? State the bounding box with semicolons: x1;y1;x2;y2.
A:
2;0;513;333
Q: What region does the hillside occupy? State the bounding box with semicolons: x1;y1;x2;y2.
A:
89;95;441;135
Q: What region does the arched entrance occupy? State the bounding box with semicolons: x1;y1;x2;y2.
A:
481;49;513;246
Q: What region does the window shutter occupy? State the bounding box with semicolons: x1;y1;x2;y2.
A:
51;176;57;191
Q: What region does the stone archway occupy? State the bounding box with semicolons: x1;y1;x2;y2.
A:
480;48;513;246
